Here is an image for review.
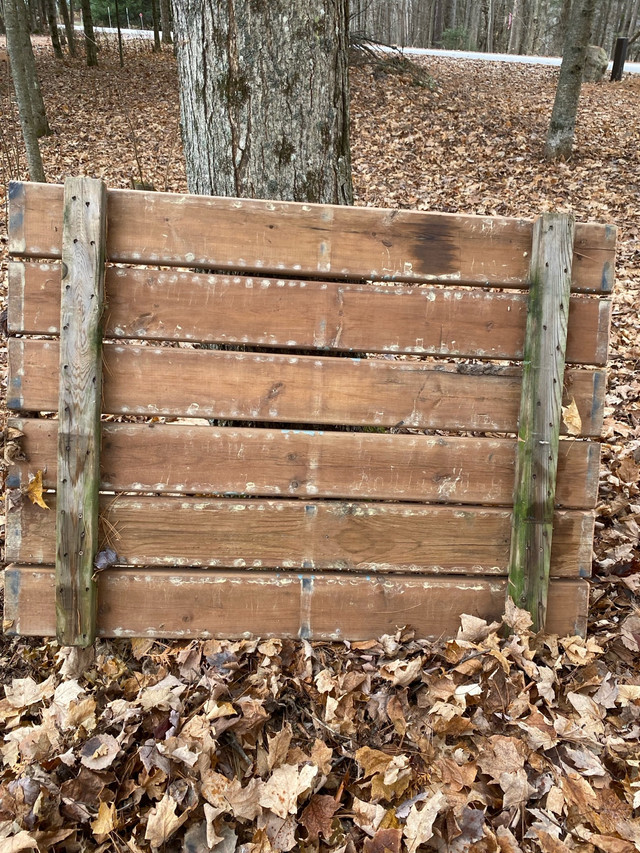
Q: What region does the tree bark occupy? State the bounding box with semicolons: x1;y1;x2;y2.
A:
79;0;97;66
173;0;353;205
544;0;597;160
58;0;76;55
5;0;46;181
15;0;51;136
46;0;63;57
160;0;172;43
150;0;161;51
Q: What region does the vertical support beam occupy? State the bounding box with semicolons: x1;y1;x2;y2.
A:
507;213;574;632
56;178;107;646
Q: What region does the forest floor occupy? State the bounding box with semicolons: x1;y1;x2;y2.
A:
0;38;639;853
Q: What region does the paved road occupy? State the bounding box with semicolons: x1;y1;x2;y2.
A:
89;28;640;75
383;45;640;75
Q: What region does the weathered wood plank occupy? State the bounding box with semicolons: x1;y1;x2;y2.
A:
8;182;616;292
55;178;107;647
8;262;612;366
7;495;595;577
8;339;606;436
8;419;600;508
3;566;589;639
508;214;573;632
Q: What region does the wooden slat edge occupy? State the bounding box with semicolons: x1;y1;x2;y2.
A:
9;338;606;437
8;183;615;293
11;263;611;366
6;495;594;578
3;567;589;640
8;418;600;509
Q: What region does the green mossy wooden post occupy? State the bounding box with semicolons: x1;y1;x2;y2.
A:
507;213;574;631
56;178;107;646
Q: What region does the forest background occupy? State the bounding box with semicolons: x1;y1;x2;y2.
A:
0;1;639;851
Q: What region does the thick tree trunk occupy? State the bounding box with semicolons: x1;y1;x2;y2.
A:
5;0;46;181
173;0;353;205
15;0;50;136
58;0;76;55
544;0;597;160
160;0;172;43
79;0;97;66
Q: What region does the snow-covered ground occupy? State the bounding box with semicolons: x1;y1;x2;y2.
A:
88;27;640;75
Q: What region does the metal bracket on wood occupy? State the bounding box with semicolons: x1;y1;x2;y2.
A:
507;212;574;632
55;177;107;646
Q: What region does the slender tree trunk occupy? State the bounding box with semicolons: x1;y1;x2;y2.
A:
114;0;124;66
58;0;76;55
160;0;172;43
5;0;46;181
173;0;353;205
79;0;97;65
486;0;495;50
150;0;161;51
15;0;51;136
544;0;597;160
507;0;521;52
46;0;63;57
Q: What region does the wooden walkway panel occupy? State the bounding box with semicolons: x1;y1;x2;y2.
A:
9;262;612;365
8;419;600;509
7;496;595;578
4;567;589;640
8;339;606;436
9;182;616;291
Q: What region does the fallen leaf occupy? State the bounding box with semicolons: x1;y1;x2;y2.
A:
403;790;446;853
26;470;49;509
562;398;582;435
144;793;189;847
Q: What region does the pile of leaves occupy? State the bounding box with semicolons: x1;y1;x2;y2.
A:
1;600;639;852
0;41;639;852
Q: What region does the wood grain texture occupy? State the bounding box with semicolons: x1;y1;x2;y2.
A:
8;339;606;436
7;495;595;578
8;182;616;292
508;214;573;631
4;566;589;639
55;178;107;646
8;262;612;366
8;418;600;508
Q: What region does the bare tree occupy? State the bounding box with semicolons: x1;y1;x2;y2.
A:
173;0;353;205
160;0;172;43
544;0;597;160
5;0;46;181
58;0;76;55
79;0;97;65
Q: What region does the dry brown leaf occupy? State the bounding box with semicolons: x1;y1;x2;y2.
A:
91;801;119;839
403;790;446;853
26;469;49;510
299;794;339;841
562;398;583;436
144;793;189;847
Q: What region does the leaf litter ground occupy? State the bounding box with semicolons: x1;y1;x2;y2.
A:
0;42;638;853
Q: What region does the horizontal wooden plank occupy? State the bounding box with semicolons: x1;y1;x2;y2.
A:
8;418;600;508
8;182;616;292
8;262;611;365
4;567;589;639
8;339;606;436
7;495;594;577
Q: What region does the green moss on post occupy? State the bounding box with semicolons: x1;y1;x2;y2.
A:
56;178;107;646
507;213;574;631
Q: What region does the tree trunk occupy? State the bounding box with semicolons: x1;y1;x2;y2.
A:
46;0;63;57
79;0;97;66
160;0;172;43
544;0;597;160
173;0;353;205
486;0;495;50
15;0;51;136
114;0;124;67
5;0;46;181
150;0;161;51
508;0;521;52
58;0;76;55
